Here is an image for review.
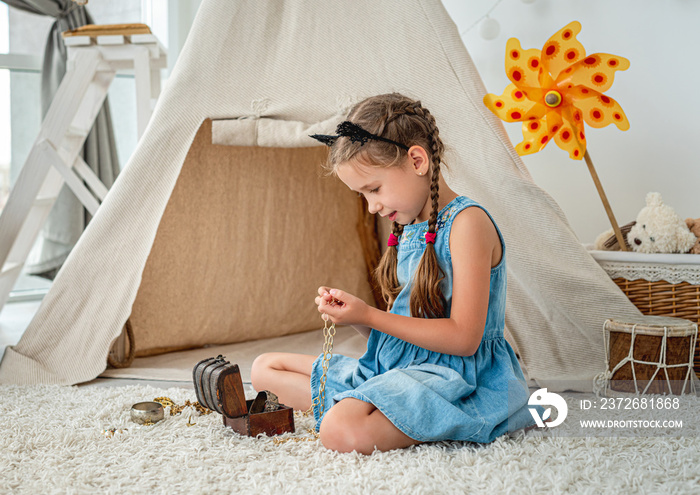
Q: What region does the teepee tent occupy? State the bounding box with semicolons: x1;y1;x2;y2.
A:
0;0;642;389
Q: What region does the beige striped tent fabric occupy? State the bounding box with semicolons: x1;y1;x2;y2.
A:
0;0;642;390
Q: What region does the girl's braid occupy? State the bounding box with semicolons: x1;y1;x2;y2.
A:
407;103;448;318
384;220;405;301
392;219;405;239
381;102;419;240
383;100;421;128
414;105;443;237
383;101;444;240
392;102;444;234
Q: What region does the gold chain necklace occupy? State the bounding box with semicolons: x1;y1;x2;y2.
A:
274;318;336;444
308;318;337;416
154;397;211;416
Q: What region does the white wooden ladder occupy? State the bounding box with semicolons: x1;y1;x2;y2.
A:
0;27;166;310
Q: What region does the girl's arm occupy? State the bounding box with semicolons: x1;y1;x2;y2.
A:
318;207;499;357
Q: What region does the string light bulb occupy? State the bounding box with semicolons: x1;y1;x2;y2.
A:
479;17;500;40
460;0;538;41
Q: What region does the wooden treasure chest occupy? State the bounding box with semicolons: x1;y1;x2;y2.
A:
192;355;295;436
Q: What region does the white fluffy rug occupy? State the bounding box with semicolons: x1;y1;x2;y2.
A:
2;384;698;494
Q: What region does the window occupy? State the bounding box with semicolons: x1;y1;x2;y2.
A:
0;0;169;301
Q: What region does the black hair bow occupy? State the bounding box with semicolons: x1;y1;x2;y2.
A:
309;121;409;151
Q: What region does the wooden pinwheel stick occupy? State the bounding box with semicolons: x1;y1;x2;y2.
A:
584;150;628;252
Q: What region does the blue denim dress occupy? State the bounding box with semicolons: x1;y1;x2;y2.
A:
311;196;535;443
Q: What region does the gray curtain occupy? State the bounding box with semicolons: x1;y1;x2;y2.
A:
3;0;120;279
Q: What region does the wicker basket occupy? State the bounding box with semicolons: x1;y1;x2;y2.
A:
589;248;700;377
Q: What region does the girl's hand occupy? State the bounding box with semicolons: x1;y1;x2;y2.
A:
315;287;370;326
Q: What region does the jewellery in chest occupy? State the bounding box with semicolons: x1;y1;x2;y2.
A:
191;355;295;436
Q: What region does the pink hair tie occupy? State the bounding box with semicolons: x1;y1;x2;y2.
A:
387;233;399;247
425;232;437;244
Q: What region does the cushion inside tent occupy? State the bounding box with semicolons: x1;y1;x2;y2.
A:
123;119;379;358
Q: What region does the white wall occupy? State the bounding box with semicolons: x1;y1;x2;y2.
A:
442;0;700;243
167;0;202;75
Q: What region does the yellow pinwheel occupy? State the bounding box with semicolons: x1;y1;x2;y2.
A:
484;21;629;160
484;21;632;250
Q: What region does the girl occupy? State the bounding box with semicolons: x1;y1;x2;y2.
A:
250;93;535;454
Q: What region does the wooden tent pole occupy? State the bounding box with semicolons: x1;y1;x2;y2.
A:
584;149;628;251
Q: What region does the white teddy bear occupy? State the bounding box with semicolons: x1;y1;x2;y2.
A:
593;192;697;253
626;192;696;254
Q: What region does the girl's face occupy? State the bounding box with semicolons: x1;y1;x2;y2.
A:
336;146;432;225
